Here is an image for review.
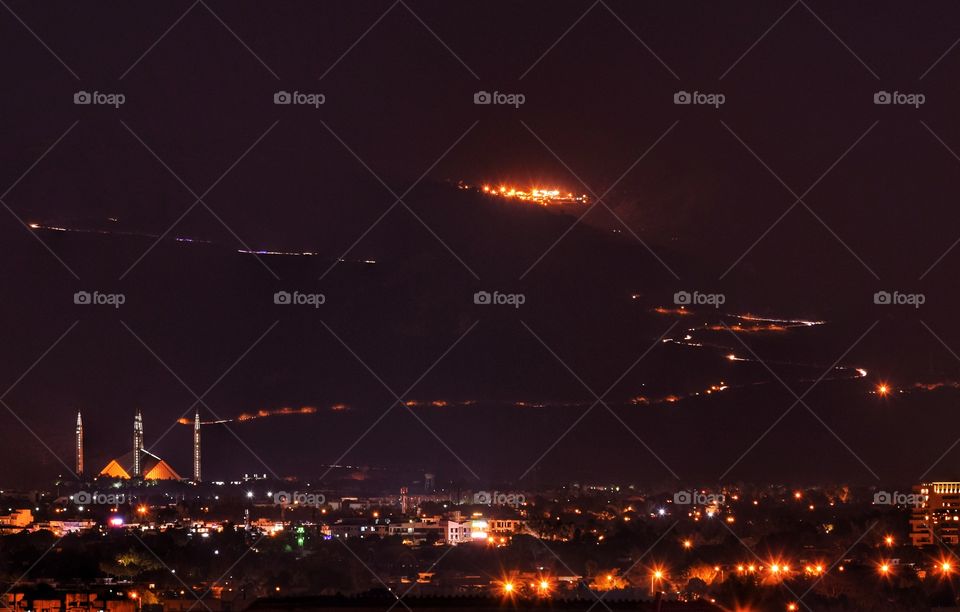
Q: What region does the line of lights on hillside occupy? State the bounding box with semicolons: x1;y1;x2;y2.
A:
457;181;589;206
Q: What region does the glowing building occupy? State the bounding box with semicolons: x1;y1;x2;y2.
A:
75;411;83;477
98;410;182;481
193;409;201;482
910;482;960;546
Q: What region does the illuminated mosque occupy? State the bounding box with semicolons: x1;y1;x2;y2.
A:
74;409;200;481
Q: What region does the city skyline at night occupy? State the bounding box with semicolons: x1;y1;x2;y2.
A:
4;1;960;609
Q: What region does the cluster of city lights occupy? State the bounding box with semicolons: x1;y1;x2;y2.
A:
469;183;589;206
489;552;960;605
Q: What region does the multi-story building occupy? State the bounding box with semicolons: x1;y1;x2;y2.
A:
0;509;33;531
910;482;960;546
443;519;472;544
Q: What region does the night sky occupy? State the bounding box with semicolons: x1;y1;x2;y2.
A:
3;1;960;489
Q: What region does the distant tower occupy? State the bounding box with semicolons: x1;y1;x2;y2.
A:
75;412;84;477
193;410;201;482
133;410;144;478
425;473;435;493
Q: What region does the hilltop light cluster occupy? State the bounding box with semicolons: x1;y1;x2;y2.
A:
458;181;589;206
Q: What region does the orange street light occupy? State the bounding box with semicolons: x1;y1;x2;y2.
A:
650;569;664;595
